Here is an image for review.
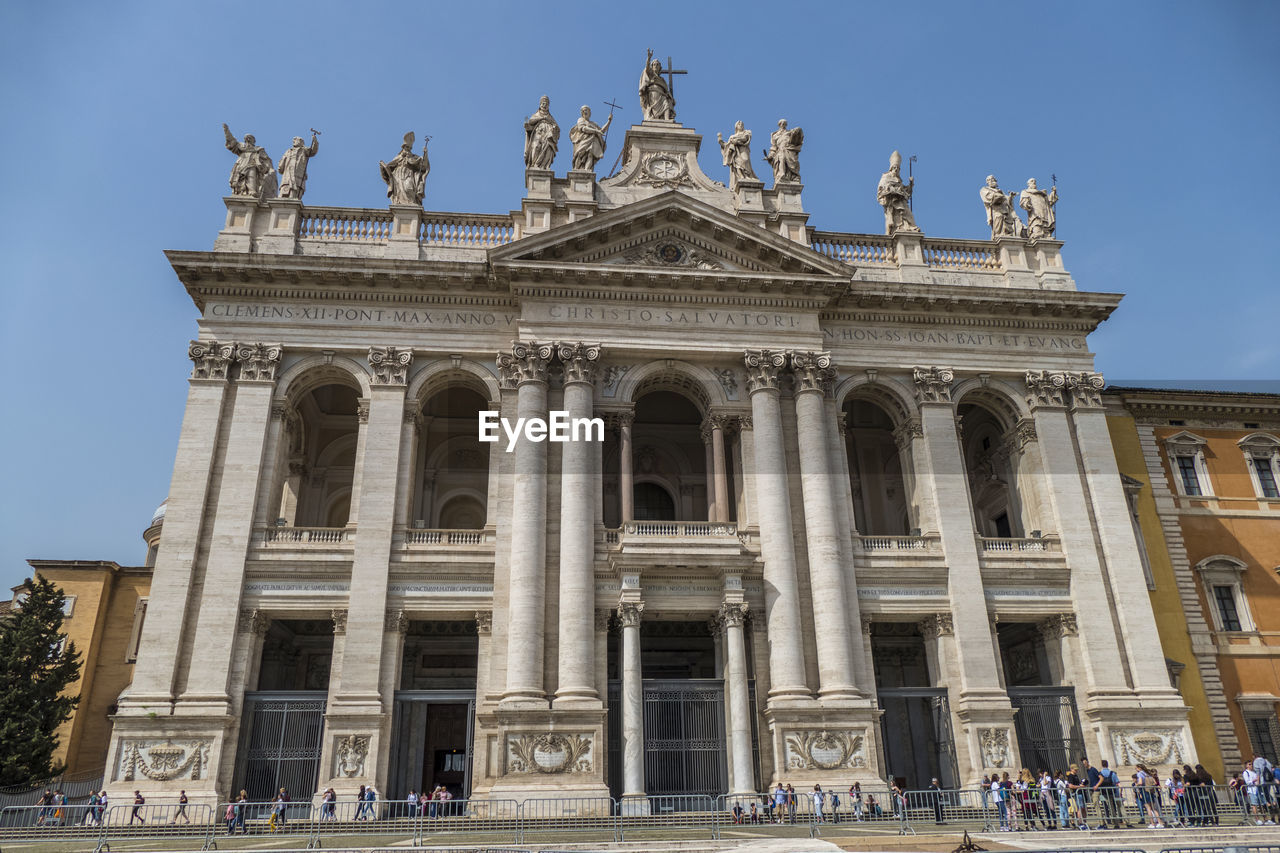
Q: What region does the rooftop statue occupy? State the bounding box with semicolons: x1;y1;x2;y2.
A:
380;132;430;207
222;123;275;199
717;121;758;192
763;119;803;186
877;150;919;235
980;175;1022;239
1020;178;1059;239
569;106;612;172
523;95;560;170
277;132;319;200
638;48;676;121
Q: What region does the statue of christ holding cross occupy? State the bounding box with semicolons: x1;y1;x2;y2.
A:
639;49;684;121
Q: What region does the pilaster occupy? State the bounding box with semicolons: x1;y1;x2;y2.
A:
257;197;302;254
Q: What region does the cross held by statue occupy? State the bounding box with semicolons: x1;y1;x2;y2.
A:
658;56;687;95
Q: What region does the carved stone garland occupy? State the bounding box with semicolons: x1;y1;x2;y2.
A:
118;740;211;781
507;733;594;774
784;730;867;770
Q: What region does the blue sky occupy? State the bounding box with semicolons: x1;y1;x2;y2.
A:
1;1;1277;589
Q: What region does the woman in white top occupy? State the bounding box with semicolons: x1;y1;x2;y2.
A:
812;785;826;822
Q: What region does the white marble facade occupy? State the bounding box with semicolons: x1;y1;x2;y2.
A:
107;114;1193;808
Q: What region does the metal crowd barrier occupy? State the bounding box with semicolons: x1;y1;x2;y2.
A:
217;799;313;847
516;796;617;843
618;794;720;841
98;803;216;851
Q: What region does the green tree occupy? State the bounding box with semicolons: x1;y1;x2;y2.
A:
0;574;82;786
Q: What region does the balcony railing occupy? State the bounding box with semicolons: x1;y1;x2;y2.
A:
403;529;494;546
260;526;354;544
420;212;515;247
810;231;897;266
978;536;1060;553
299;207;393;242
921;238;1001;271
620;521;739;537
853;534;938;551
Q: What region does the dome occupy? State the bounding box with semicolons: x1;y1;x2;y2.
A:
149;499;168;527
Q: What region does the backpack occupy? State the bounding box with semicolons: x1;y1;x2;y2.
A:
1264;766;1276;784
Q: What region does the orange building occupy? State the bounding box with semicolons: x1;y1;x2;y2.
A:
4;503;162;777
1110;387;1280;774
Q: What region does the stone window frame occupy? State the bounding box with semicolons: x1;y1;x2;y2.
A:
125;596;149;663
61;595;76;617
1195;555;1254;633
1120;474;1156;589
1238;433;1280;501
1237;694;1280;764
1163;431;1214;498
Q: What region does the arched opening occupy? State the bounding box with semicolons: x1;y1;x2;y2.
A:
281;382;360;527
957;400;1024;538
412;383;490;529
609;390;708;524
843;398;910;535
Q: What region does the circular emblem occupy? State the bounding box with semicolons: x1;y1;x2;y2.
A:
657;243;684;263
647;156;681;180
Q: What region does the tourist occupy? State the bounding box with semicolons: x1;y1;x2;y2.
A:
829;786;840;823
749;801;760;823
234;791;248;834
786;783;797;823
1195;764;1219;826
130;790;146;825
979;775;991;822
1066;763;1088;830
1254;752;1278;823
812;784;825;822
224;801;237;835
731;801;744;823
865;793;883;819
173;790;190;825
85;791;100;827
1015;770;1036;830
354;785;369;820
928;777;945;824
1054;771;1070;829
405;789;417;819
1038;769;1056;829
321;788;336;821
36;789;52;825
1168;768;1187;827
365;785;379;820
1242;762;1266;824
772;782;786;822
850;782;864;821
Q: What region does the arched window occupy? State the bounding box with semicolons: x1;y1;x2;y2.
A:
633;482;676;521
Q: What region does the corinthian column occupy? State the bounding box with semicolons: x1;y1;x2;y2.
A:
618;411;634;522
555;342;602;706
710;414;732;522
743;349;809;702
498;342;553;703
791;352;858;700
618;601;647;810
720;602;755;793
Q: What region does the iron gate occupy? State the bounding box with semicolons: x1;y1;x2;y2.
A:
878;688;959;788
642;679;727;799
1008;686;1085;772
236;692;326;800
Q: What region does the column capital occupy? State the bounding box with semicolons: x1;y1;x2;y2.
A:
604;409;634;430
475;610;492;635
331;608;348;635
368;346;414;385
1038;612;1079;640
718;601;749;629
790;350;836;396
1009;417;1038;451
743;349;787;394
497;341;554;389
384;609;410;634
1067;371;1106;409
557;342;603;385
912;366;955;404
617;601;645;628
189;339;236;381
1024;369;1069;409
919;612;954;640
238;608;271;636
860;615;874;636
893;417;924;450
235;343;283;383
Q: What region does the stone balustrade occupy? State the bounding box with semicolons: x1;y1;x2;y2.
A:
853;534;939;551
978;535;1060;553
299;207;394;242
419;212;515;247
402;528;495;546
621;521;738;537
921;238;1001;271
259;525;355;544
809;231;897;266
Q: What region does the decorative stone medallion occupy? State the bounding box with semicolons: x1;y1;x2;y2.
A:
1110;729;1186;766
117;739;211;782
335;734;370;777
978;728;1011;768
784;730;866;771
507;733;594;774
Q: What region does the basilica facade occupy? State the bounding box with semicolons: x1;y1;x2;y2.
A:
106;91;1194;808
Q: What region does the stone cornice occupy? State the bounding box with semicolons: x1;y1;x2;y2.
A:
1106;388;1280;422
824;284;1120;330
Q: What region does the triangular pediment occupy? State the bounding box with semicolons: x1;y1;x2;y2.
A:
489;191;851;279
